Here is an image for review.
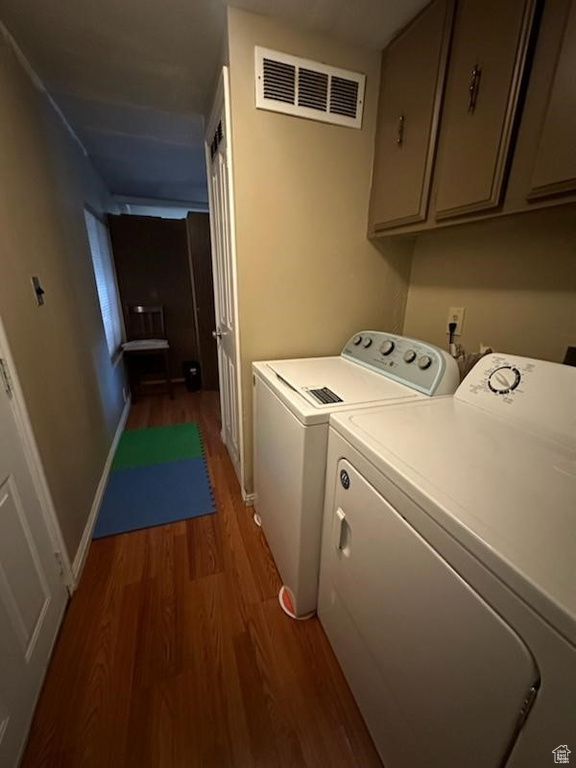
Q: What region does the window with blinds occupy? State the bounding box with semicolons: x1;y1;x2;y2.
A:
84;209;123;359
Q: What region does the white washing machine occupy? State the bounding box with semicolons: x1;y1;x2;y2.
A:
318;353;576;767
252;331;459;618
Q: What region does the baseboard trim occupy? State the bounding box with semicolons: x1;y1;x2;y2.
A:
139;376;185;386
71;397;131;587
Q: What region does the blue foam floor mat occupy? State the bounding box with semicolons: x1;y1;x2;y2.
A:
93;457;216;539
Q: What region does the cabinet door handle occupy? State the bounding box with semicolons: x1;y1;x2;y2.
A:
468;64;482;113
396;114;406;146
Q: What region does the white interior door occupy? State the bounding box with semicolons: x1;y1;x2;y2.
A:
0;354;68;766
206;68;243;484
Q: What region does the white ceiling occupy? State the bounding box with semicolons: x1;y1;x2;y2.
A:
0;0;427;205
55;92;209;206
232;0;429;50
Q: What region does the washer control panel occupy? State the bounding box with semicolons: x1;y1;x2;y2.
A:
487;365;522;395
343;331;459;396
457;353;576;444
463;355;535;406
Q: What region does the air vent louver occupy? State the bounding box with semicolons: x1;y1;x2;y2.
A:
255;47;365;129
262;58;296;104
330;76;360;118
298;68;329;112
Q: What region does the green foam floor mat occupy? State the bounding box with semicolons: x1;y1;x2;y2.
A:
112;423;204;470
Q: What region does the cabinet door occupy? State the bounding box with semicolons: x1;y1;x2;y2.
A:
368;0;454;231
434;0;537;219
528;0;576;200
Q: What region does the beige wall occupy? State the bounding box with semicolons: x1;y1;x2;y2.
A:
0;30;125;560
403;205;576;363
227;8;414;492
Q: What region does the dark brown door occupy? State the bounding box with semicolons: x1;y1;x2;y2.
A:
186;213;219;391
528;0;576;200
434;0;538;219
369;0;454;231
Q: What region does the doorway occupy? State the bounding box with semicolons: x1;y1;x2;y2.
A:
107;212;219;394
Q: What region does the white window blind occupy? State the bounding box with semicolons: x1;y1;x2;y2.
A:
84;209;123;359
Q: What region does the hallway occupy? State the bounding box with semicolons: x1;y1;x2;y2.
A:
22;387;381;767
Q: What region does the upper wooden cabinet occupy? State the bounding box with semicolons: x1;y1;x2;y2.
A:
433;0;537;219
368;0;576;237
528;0;576;200
369;0;454;232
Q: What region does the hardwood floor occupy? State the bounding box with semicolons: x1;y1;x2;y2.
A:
22;387;381;767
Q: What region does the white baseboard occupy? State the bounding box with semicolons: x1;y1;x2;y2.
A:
71;397;131;587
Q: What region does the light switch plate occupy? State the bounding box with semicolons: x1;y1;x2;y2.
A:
447;306;465;336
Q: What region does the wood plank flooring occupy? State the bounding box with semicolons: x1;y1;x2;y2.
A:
22;387;381;767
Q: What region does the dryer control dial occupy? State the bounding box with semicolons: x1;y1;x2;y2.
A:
403;350;416;364
418;355;432;370
488;366;521;394
363;337;373;348
353;335;362;345
379;340;395;356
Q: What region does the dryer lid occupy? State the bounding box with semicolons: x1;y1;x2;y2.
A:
331;393;576;647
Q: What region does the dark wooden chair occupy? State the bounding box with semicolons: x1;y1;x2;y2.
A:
122;305;173;401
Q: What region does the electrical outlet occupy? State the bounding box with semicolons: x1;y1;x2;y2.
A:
447;307;466;336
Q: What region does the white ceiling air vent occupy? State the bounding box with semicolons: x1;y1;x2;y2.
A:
255;47;365;129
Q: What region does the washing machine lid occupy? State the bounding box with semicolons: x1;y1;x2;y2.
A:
254;357;421;425
330;359;576;646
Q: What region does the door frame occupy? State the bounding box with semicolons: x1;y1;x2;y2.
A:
184;213;203;380
204;66;246;495
0;314;73;592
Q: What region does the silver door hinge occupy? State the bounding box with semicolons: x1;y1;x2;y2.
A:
54;551;65;576
0;359;13;397
54;551;74;595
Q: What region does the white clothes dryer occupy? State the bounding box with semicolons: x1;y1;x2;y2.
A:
319;353;576;767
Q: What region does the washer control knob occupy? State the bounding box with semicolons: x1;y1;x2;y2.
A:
363;337;373;348
353;335;362;345
488;366;521;394
403;350;416;364
418;355;432;370
379;340;395;356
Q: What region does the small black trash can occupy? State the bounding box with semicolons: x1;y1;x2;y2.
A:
183;360;202;391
